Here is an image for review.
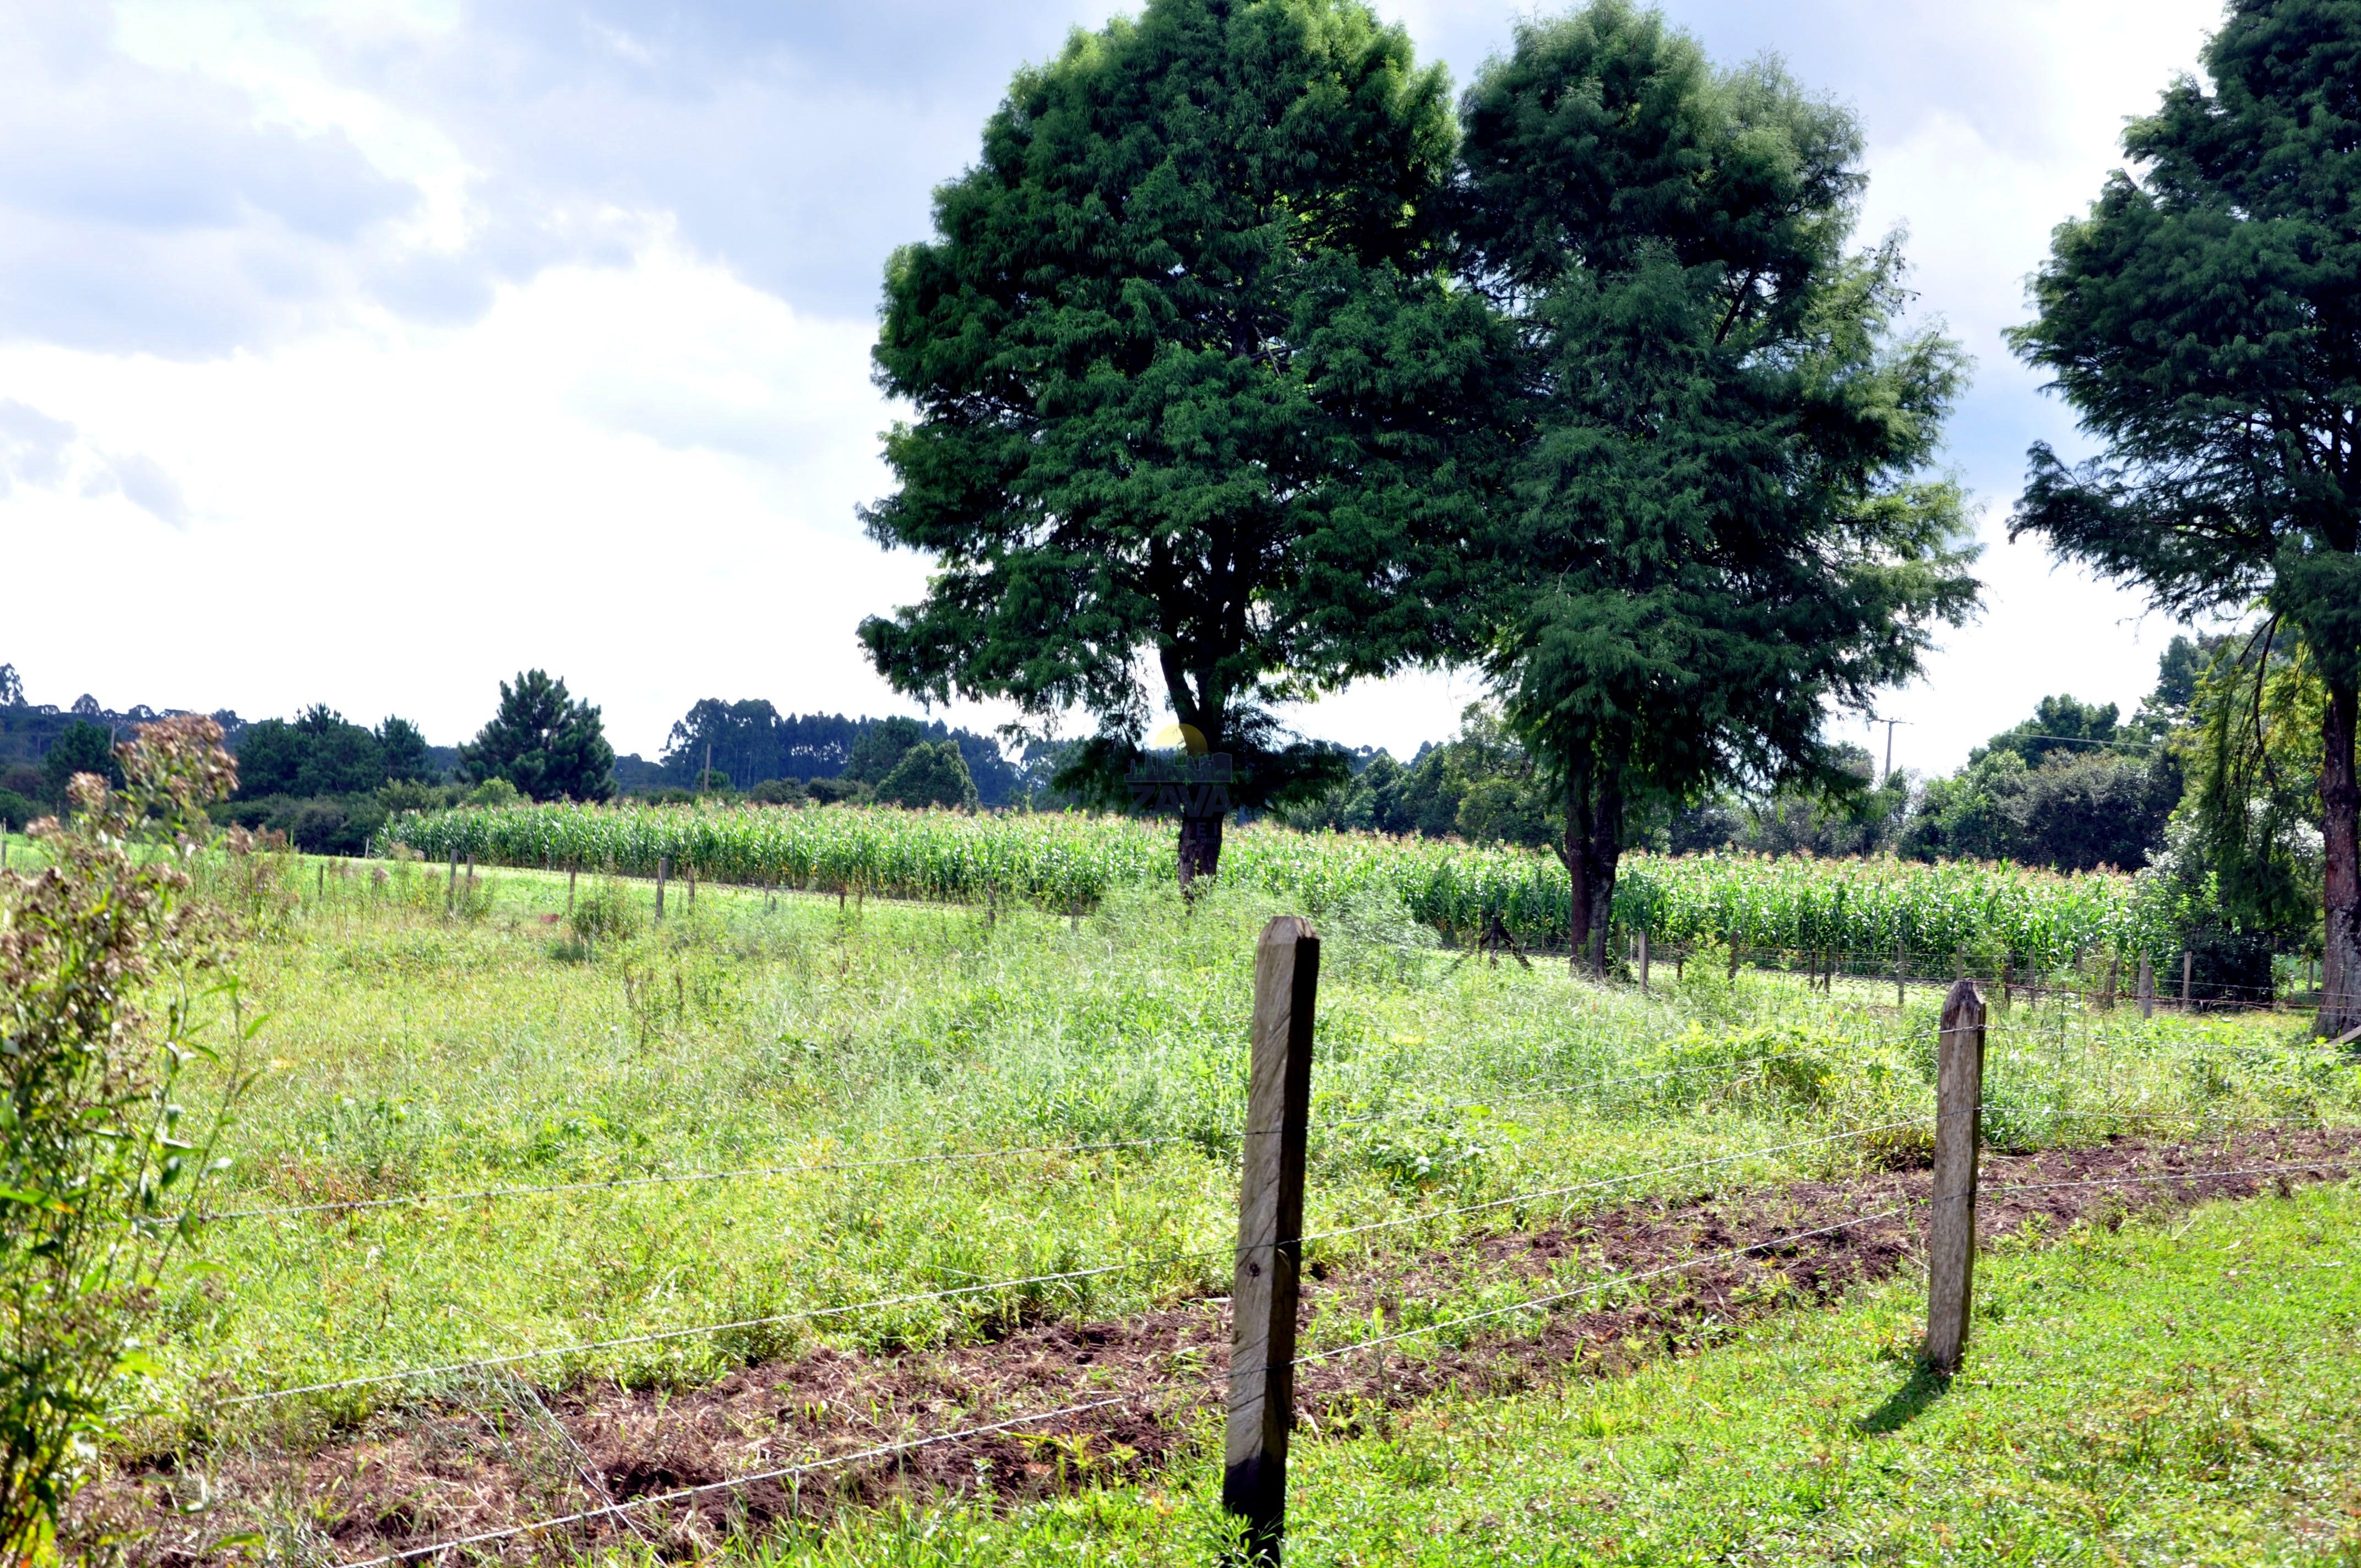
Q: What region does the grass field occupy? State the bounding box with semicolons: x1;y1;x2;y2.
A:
4;830;2352;1561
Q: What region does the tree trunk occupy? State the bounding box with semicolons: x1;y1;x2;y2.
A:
1562;753;1624;979
1179;809;1226;890
2321;678;2360;1039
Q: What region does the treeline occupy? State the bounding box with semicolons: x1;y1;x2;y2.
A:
638;700;1040;807
0;661;1040;853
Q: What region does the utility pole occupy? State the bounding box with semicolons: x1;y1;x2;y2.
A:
1874;717;1908;783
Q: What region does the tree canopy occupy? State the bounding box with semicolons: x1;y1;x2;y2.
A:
2008;0;2361;1034
460;671;615;804
1460;0;1977;969
859;0;1506;880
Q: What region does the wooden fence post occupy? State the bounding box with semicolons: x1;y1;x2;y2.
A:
688;862;697;908
656;856;668;921
1226;916;1320;1563
1638;929;1650;993
447;843;459;907
2139;952;2155;1019
1896;937;1907;1009
567;865;578;916
1925;977;1987;1374
2182;950;2194;1012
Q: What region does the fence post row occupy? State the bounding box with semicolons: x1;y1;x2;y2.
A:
1226;915;1319;1563
1924;977;1987;1375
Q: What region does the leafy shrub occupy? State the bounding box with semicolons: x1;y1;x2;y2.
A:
568;877;643;946
465;777;521;809
875;741;978;810
0;792;31;832
747;777;806;806
0;716;249;1555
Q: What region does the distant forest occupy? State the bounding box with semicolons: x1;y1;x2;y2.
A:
644;699;1029;806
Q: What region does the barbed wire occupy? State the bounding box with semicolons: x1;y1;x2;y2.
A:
330;1390;1145;1568
1982;1159;2357;1199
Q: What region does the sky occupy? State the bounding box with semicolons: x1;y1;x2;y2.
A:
0;0;2231;776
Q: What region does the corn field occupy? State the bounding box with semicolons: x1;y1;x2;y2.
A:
379;803;2188;971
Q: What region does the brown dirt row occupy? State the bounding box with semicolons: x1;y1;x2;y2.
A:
105;1129;2361;1565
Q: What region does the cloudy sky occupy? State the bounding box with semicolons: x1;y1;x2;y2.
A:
0;0;2228;775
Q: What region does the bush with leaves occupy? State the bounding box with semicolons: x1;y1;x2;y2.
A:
0;715;251;1557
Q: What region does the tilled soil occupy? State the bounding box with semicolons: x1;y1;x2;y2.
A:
107;1130;2361;1564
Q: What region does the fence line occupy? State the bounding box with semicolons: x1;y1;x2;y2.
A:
1270;1206;1913;1390
219;1244;1233;1407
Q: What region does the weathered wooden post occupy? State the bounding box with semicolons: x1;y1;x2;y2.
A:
2182;950;2194;1012
447;842;459;907
1226;916;1319;1563
655;855;669;921
1925;977;1987;1374
1896;937;1907;1009
1638;929;1650;993
567;864;578;916
2139;951;2155;1019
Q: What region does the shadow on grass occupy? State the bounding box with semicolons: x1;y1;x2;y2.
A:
1856;1364;1952;1435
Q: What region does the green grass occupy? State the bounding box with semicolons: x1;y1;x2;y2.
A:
738;1179;2361;1566
132;851;2351;1430
10;831;2341;1562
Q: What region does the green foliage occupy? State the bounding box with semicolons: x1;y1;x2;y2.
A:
2179;628;2327;949
460;669;615;804
0;793;31;832
374;716;436;784
746;777;806;807
566;876;643;946
1977;693;2157;769
382;801;2188;966
1903;748;2180;873
875;742;979;812
845;717;927;788
38;722;118;807
2007;0;2361;1028
465;777;522;810
0;716;247;1556
1459;2;1978;956
858;0;1506;862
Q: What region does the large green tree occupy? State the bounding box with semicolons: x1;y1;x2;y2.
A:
858;0;1506;881
1460;1;1977;972
460;671;615;804
2008;0;2361;1036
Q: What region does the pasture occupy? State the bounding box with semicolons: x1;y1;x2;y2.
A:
21;834;2355;1562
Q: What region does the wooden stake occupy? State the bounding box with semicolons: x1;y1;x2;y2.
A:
1895;937;1907;1008
2139;952;2155;1020
1638;929;1650;993
447;843;459;906
688;862;697;907
2103;951;2119;1011
2182;950;2194;1012
568;865;577;916
1925;978;1987;1374
1226;916;1320;1563
656;856;668;921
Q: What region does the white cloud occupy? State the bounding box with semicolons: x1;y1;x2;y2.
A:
0;0;2244;781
